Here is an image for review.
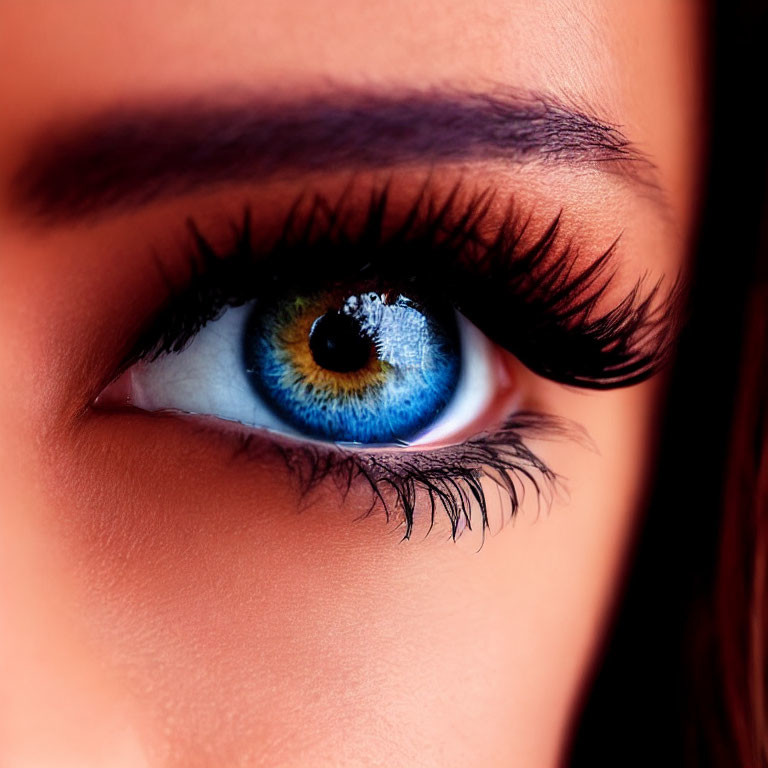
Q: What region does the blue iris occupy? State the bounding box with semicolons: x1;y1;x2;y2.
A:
243;289;461;444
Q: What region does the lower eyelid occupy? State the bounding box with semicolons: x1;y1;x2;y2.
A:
89;383;574;544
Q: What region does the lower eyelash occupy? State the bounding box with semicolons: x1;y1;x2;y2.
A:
227;411;582;541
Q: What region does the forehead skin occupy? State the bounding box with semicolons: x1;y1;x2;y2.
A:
0;2;703;767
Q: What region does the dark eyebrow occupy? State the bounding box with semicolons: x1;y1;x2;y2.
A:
11;88;661;224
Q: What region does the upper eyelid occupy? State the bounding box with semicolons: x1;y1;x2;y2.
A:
122;180;684;390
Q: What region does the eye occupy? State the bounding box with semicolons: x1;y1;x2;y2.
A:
91;182;677;539
100;280;500;448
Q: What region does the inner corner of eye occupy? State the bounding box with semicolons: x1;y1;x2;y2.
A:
98;284;511;451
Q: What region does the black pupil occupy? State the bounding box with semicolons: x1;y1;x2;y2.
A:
309;311;374;373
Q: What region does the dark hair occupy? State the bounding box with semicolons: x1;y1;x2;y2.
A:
567;1;768;765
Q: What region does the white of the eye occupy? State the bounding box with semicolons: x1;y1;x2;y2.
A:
127;302;294;432
126;303;497;446
407;313;495;446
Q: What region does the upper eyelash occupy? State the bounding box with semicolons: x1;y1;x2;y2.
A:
129;179;684;389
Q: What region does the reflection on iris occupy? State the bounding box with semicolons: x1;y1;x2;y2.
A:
243;286;461;443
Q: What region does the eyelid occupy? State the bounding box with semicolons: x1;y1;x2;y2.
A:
95;403;573;541
120;179;682;393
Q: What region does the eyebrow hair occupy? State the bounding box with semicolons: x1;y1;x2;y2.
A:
11;88;661;224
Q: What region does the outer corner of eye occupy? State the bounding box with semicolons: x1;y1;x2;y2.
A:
95;288;519;451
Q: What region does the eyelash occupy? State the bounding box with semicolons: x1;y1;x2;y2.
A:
116;180;678;539
226;411;578;541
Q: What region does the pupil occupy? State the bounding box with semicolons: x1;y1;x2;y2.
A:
309;311;374;373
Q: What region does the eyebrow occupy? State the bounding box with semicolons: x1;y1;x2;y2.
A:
11;88;661;224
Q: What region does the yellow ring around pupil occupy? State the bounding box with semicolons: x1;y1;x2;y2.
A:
275;295;392;397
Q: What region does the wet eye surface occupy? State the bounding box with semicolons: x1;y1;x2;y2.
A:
102;277;497;452
245;284;461;444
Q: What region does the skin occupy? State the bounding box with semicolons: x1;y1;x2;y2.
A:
0;2;703;767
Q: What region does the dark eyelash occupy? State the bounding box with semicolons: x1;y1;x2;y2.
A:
131;180;684;389
453;212;686;389
225;411;579;541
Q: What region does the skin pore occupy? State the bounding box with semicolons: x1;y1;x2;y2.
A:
0;2;702;767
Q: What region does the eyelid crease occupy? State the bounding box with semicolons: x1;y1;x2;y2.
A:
123;178;686;390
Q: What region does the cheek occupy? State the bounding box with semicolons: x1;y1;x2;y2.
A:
0;374;662;768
